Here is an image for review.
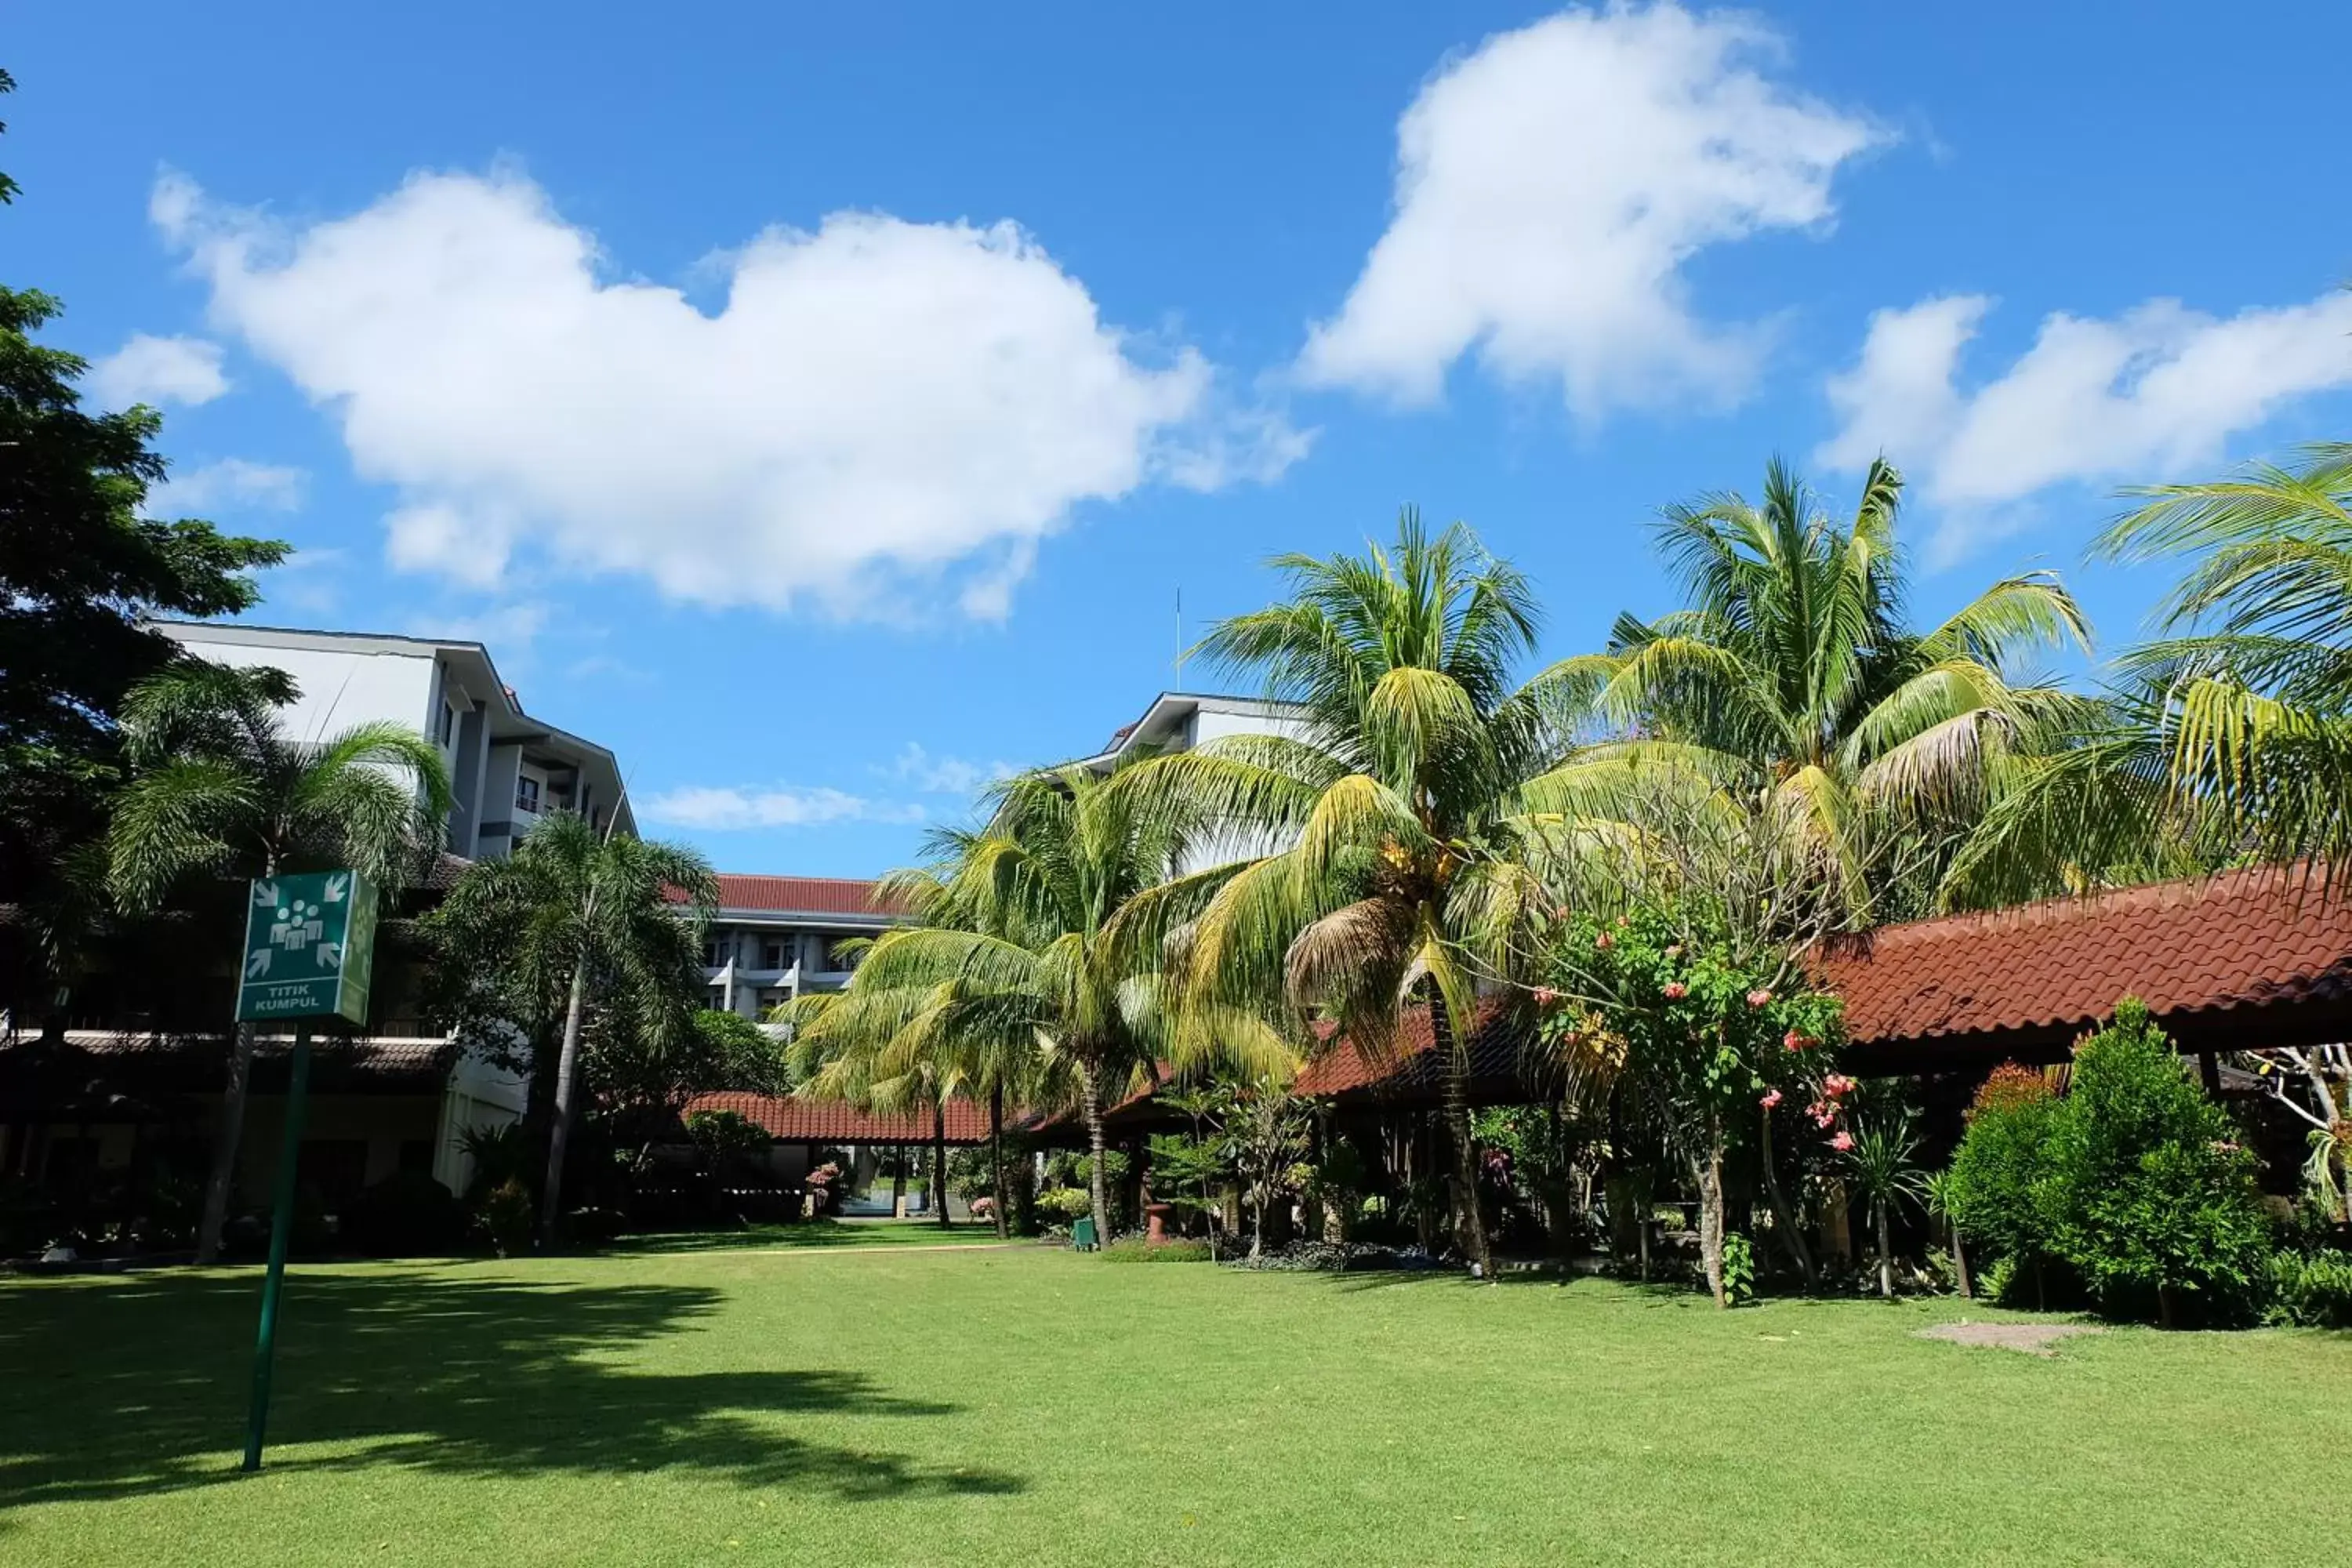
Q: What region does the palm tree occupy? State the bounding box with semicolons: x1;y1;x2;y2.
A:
813;768;1278;1246
786;974;964;1232
1564;458;2089;917
107;660;452;1263
2094;441;2352;868
1842;1115;1929;1300
429;810;715;1247
1111;513;1579;1279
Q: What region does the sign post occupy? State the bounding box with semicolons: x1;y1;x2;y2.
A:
234;869;378;1473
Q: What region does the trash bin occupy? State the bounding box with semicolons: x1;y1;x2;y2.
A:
1072;1215;1099;1251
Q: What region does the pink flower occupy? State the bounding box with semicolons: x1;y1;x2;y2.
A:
1824;1073;1857;1098
1831;1131;1855;1153
1760;1088;1783;1109
1614;914;1630;928
1532;986;1559;1005
1664;944;1682;960
1746;989;1773;1008
1808;1102;1835;1128
1595;932;1615;951
1663;982;1688;1000
1553;905;1572;920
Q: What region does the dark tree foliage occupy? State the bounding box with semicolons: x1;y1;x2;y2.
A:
0;70;286;978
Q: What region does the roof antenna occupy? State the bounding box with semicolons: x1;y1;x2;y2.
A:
1173;586;1185;688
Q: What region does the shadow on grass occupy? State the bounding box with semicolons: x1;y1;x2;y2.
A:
0;1266;1021;1511
608;1221;992;1256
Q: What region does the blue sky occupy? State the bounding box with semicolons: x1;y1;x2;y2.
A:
13;2;2352;875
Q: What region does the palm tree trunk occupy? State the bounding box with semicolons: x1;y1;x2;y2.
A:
932;1100;950;1229
1081;1060;1110;1243
198;851;279;1265
536;960;590;1249
1697;1133;1728;1308
989;1083;1010;1240
1875;1197;1893;1300
194;1020;259;1264
1428;985;1491;1279
1758;1109;1814;1289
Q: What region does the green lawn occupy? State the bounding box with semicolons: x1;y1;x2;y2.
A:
2;1244;2347;1566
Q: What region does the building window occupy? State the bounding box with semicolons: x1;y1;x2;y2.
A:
515;775;541;814
704;935;731;968
436;701;457;747
761;938;786;970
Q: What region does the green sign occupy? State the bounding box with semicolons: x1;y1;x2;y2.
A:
234;869;379;1025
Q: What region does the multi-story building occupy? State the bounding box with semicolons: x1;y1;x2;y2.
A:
699;875;906;1023
1073;689;1312;774
157;622;632;858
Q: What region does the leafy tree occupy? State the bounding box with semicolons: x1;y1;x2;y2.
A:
1227;1078;1311;1258
1541;902;1846;1305
0;69;286;1020
107;662;451;1262
426;811;715;1247
2042;998;2272;1327
1113;513;1581;1279
1560;458;2086;918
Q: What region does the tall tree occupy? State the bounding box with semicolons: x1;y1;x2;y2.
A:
107;662;452;1261
0;67;285;1021
426;811;715;1247
1563;459;2088;918
1111;514;1578;1279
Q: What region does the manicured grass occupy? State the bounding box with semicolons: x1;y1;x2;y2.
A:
608;1218;1006;1254
2;1247;2347;1566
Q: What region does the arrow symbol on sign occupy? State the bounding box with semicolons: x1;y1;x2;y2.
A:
325;873;349;902
253;880;279;907
318;942;342;970
245;949;273;978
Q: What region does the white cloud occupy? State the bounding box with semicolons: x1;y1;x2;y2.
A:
416;601;551;654
1819;290;2352;557
640;785;926;830
145;456;307;516
1300;3;1881;416
887;742;1014;796
153;168;1301;621
88;332;229;407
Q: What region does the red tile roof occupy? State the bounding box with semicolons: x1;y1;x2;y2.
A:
706;875;909;918
684;1091;996;1144
1815;865;2352;1060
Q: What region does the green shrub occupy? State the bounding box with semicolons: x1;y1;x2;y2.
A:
1036;1185;1091;1221
1946;1062;2060;1283
2264;1249;2352;1328
475;1178;535;1258
1721;1232;1755;1305
1102;1237;1212;1262
345;1171;465;1257
2042;999;2272;1326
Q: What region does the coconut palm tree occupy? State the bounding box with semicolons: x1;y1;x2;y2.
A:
428;810;715;1247
2094;441;2352;869
1109;513;1581;1279
107;660;452;1263
806;768;1280;1246
1563;458;2089;918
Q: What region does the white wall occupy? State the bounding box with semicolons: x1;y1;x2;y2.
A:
184;641;439;746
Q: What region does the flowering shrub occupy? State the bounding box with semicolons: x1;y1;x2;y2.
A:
1534;901;1848;1304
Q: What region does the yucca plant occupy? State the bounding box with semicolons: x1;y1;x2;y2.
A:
1843;1114;1929;1300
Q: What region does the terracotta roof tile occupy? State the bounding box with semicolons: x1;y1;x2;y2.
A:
703;875;909;917
683;1091;995;1144
1815;865;2352;1058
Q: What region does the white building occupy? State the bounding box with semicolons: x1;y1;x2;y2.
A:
1073;690;1313;774
157;622;632;859
700;876;904;1022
